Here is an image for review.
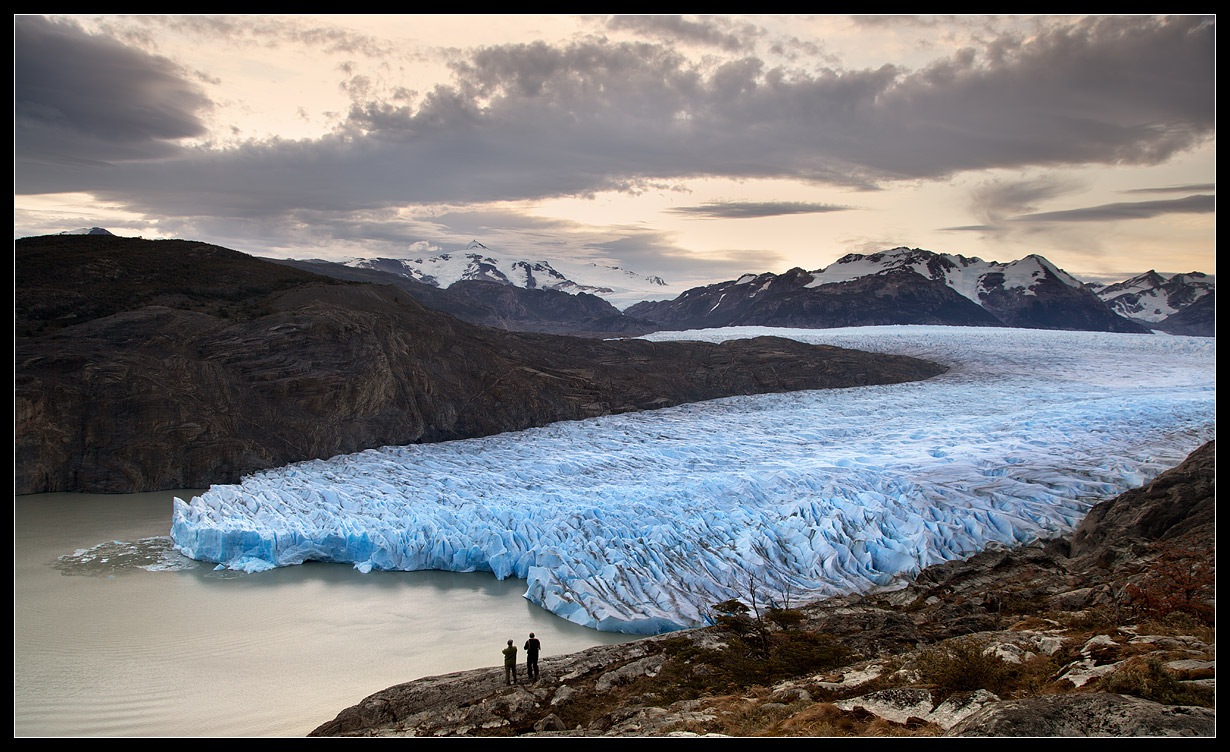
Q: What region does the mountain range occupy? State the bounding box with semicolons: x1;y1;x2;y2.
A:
338;240;673;308
290;243;1214;338
626;247;1213;336
1090;270;1216;336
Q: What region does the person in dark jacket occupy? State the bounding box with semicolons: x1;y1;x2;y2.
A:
524;632;541;681
502;639;518;685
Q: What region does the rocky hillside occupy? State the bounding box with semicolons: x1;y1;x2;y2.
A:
311;441;1215;738
15;235;947;494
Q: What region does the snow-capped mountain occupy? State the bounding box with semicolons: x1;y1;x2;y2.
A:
627;247;1151;334
805;247;1085;304
58;227;114;236
1093;270;1215;324
342;241;672;310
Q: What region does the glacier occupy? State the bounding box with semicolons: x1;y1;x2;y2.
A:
170;326;1214;634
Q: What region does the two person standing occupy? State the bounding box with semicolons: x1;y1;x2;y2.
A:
502;632;542;685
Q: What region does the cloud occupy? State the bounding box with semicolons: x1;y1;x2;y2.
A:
1011;194;1214;223
14;15;213;164
605;15;762;52
13;15;1215;272
24;16;1214;202
589;235;787;280
1119;183;1216;194
941;224;998;233
100;14;400;57
668;201;854;218
967;175;1087;226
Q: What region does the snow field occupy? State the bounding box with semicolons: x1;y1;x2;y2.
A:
170;326;1214;634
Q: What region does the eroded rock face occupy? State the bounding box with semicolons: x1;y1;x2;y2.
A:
944;693;1215;737
16;248;947;495
1068;440;1215;566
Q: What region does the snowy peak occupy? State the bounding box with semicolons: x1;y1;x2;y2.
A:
1095;269;1216;324
629;246;1153;334
59;227;114;236
806;247;1083;305
1097;270;1169;298
345;253;605;293
342;243;674;309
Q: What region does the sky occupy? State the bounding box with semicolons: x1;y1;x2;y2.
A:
13;14;1216;288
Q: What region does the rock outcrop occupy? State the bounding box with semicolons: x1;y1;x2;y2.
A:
945;693;1215;737
311;441;1215;737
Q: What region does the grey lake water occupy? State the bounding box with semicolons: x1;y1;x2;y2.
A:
13;490;639;737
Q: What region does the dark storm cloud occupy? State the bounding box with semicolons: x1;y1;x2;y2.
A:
668;201;854;218
14;15;212;164
605;15;761;51
15;15;1215;241
1012;194;1214;223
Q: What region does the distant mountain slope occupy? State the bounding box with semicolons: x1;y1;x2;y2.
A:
15;234;947;494
628;247;1151;334
1094;270;1215;321
337;240;674;310
627;268;1003;331
1149;290;1216;337
58;226;115;235
275;258;659;336
1091;270;1215;336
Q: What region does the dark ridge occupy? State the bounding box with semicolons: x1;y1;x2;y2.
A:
16;234;352;337
16;236;949;494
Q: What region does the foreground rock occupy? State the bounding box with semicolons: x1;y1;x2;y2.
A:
311;441;1214;737
15;235;946;494
945;693;1214;737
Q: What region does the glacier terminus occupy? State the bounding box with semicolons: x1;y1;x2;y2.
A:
170;326;1214;634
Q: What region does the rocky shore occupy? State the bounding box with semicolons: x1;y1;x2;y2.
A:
311;441;1215;737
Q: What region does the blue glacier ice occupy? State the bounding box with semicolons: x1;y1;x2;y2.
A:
170;326;1215;634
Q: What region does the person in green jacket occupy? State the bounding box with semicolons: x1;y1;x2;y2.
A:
502;639;519;685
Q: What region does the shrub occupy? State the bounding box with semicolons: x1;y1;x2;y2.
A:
914;637;1015;695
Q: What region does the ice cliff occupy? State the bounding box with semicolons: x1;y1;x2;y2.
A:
170;326;1214;634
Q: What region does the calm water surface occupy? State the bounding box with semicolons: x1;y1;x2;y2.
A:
14;490;639;737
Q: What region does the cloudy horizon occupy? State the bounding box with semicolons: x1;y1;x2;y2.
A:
14;14;1216;287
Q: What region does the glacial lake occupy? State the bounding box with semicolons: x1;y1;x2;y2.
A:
13;490;639;737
